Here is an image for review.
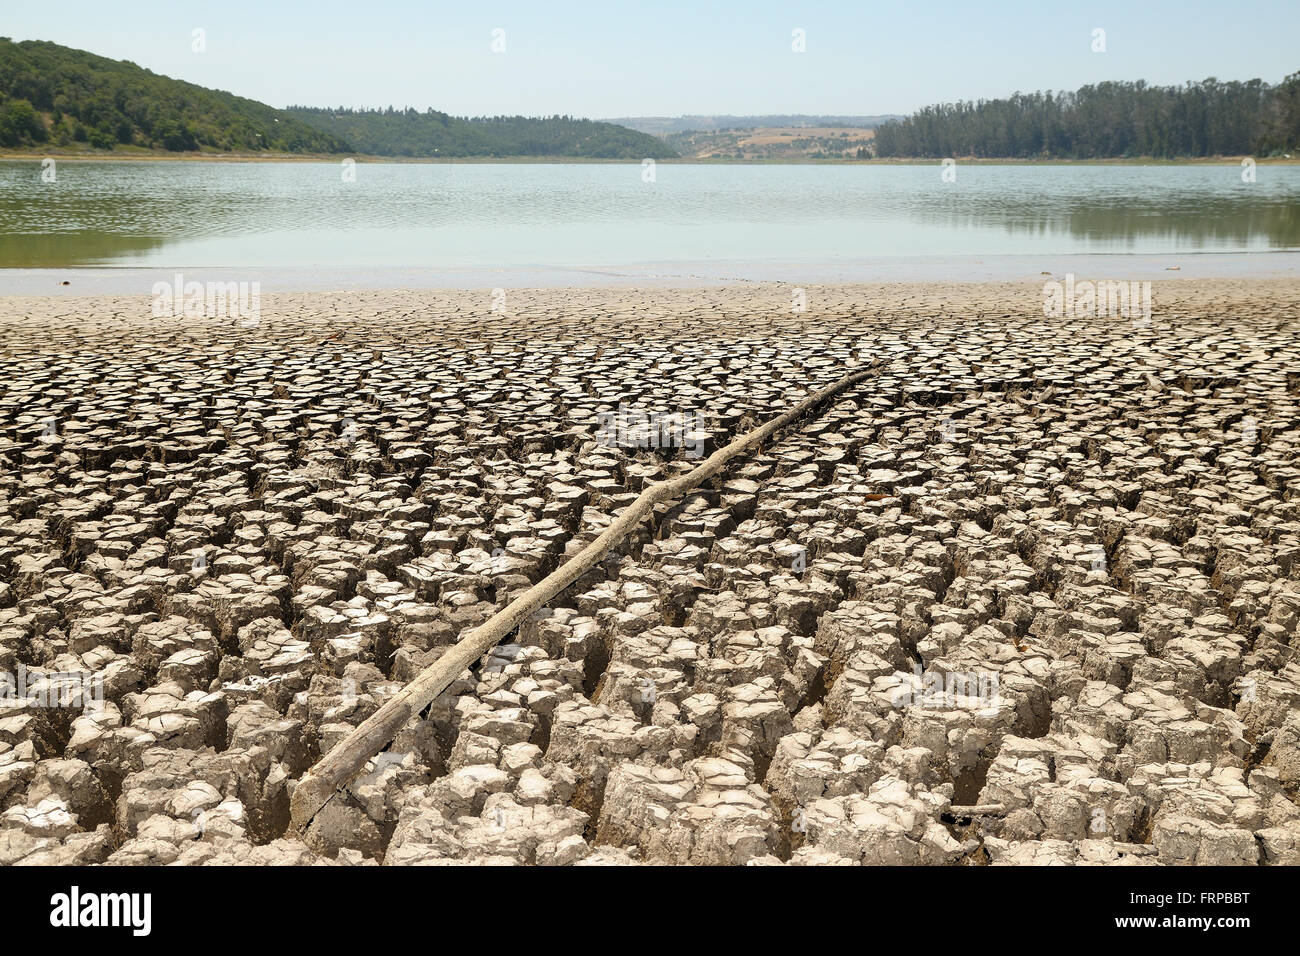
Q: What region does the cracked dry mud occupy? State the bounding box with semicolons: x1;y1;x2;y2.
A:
2;279;1299;866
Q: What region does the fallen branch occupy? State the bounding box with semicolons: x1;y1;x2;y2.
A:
289;363;877;832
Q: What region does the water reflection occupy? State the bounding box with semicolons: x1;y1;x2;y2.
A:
1;160;1296;267
0;232;166;268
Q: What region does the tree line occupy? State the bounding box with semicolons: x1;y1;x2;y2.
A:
872;75;1300;159
284;107;676;159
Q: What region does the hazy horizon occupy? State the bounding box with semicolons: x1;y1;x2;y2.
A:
5;0;1299;119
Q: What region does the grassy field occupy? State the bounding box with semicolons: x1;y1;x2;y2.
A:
665;125;876;160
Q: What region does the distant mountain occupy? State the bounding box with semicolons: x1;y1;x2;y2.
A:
604;115;903;135
0;38;349;152
286;107;676;159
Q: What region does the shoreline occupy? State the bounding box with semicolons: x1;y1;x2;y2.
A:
5;277;1298;325
4;252;1298;296
3;151;1298;166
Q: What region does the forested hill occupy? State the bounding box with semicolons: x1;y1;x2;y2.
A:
0;38;676;159
0;38;349;152
873;75;1300;159
284;107;677;159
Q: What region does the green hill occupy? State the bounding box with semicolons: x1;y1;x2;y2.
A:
0;38;676;159
285;107;676;159
0;38;349;153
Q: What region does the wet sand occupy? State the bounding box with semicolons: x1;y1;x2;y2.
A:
4;276;1299;330
5;254;1300;297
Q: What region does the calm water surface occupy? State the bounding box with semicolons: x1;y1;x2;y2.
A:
0;160;1297;269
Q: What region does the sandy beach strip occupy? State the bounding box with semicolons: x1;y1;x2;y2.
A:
5;276;1300;333
8;252;1300;296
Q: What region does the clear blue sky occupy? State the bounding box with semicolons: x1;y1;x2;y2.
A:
6;0;1297;117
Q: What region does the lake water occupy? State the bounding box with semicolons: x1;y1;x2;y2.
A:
1;160;1298;273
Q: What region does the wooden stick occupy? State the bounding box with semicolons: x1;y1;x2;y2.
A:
289;364;877;832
